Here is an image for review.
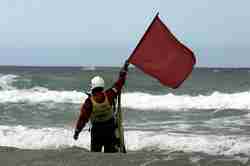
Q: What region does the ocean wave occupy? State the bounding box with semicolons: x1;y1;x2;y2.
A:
1;74;250;110
0;74;19;90
0;87;86;104
123;91;250;110
1;88;250;110
0;125;250;155
81;66;96;71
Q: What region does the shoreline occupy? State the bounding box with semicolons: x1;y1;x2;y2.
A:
0;146;249;166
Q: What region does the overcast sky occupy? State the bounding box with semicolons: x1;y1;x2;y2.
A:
0;0;250;67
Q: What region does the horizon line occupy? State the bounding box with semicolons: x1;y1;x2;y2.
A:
0;65;250;69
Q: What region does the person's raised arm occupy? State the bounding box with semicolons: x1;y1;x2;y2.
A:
112;61;129;93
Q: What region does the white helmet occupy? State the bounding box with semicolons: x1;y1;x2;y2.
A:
91;76;105;90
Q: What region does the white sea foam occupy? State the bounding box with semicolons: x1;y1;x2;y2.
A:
0;88;86;103
81;66;96;71
1;125;250;156
0;125;90;150
1;74;250;110
123;91;250;110
1;89;250;111
0;74;18;90
126;131;250;156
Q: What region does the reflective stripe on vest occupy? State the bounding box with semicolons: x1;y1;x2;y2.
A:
90;93;113;123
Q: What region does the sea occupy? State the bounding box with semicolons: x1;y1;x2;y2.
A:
1;66;250;166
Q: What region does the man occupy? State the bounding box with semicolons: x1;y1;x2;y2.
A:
73;63;128;152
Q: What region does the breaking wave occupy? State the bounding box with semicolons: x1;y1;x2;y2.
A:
123;91;250;110
0;74;18;90
0;125;250;156
0;87;85;104
1;73;250;111
1;89;250;111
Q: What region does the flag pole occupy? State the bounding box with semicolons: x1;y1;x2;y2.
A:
115;60;129;153
117;91;126;153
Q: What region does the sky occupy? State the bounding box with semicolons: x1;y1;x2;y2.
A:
0;0;250;67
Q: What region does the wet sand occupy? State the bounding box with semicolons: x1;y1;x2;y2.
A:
1;146;249;166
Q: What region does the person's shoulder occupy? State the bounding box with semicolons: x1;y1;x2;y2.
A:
83;96;92;108
105;88;117;95
85;96;91;100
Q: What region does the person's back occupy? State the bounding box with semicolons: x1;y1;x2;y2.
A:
89;88;116;152
73;65;128;153
90;91;113;123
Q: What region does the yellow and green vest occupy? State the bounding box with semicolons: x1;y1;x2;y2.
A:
90;94;113;123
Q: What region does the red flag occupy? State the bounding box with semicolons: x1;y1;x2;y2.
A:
128;14;196;89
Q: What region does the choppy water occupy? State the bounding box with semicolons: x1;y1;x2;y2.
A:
1;66;250;165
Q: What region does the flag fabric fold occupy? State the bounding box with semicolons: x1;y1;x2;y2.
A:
128;14;196;88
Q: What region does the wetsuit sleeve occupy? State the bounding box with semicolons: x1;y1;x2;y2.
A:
75;98;92;133
106;70;127;103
